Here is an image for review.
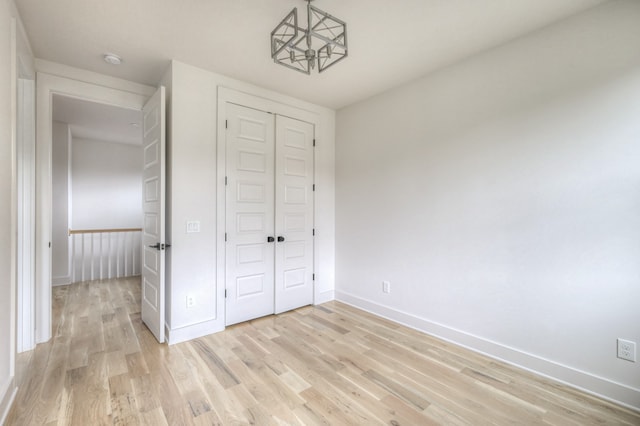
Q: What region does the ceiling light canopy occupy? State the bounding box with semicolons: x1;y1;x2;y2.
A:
103;53;122;65
271;0;348;75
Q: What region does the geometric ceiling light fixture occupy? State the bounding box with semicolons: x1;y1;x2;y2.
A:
271;0;348;74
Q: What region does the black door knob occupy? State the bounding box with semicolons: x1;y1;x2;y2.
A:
277;236;285;242
148;243;161;250
267;236;275;242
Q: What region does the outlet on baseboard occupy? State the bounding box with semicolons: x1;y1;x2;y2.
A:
382;281;391;294
617;338;636;362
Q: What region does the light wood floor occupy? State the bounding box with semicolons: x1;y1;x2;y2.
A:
6;278;640;425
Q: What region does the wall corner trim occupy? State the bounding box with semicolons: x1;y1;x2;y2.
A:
0;376;17;425
165;319;224;346
315;290;335;305
335;290;640;412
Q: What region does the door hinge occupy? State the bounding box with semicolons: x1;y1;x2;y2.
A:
225;176;228;186
225;289;227;298
49;242;51;248
225;119;228;129
312;228;315;236
225;233;227;242
312;184;315;191
313;139;316;147
313;273;315;281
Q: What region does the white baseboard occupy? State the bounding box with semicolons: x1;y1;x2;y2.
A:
52;275;71;286
315;290;335;305
0;376;17;426
165;290;335;346
335;290;640;412
165;318;224;345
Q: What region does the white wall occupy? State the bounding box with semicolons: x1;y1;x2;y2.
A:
336;0;640;410
0;0;32;421
164;61;335;343
0;0;14;421
71;138;142;230
51;121;70;285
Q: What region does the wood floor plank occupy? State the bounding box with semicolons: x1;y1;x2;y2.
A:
6;278;639;425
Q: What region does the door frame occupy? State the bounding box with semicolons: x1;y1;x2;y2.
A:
34;72;150;343
216;87;322;324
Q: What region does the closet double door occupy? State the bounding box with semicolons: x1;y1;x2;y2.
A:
225;103;314;326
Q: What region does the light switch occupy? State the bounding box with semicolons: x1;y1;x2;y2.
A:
186;221;200;233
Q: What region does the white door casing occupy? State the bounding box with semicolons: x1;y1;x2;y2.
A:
141;86;166;343
35;72;152;344
274;115;314;313
225;103;276;325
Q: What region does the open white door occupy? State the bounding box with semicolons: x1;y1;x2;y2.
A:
141;86;166;343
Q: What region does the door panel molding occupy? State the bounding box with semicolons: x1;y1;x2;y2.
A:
225;104;275;326
141;86;166;343
274;114;314;314
217;88;321;327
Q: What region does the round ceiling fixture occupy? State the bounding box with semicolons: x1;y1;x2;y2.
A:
103;53;122;65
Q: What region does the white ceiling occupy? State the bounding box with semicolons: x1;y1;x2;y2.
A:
52;95;142;145
19;0;606;110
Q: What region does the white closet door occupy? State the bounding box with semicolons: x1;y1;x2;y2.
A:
225;103;276;326
274;115;314;313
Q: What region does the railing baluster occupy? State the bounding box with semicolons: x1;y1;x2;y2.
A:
90;232;94;281
68;228;142;284
81;234;85;282
99;232;103;280
117;232;121;278
124;232;129;277
108;232;112;280
71;233;76;283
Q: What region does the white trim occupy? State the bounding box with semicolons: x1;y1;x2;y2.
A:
0;377;17;426
35;72;149;343
216;87;324;327
335;290;640;412
16;77;36;354
315;290;335;305
9;14;18;388
52;277;71;287
165;319;224;345
35;59;155;97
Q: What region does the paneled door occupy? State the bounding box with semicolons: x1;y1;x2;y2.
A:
225;103;276;325
274;115;314;313
225;103;314;325
141;86;166;343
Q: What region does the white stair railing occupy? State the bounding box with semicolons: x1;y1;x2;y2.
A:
69;228;142;283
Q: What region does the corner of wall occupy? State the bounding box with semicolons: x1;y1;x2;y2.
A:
0;377;17;426
165;320;224;346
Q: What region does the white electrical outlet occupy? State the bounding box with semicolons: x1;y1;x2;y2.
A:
186;294;196;309
382;281;391;294
617;338;636;362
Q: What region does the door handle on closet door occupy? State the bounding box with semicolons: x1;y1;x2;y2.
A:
277;236;285;242
267;236;275;243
